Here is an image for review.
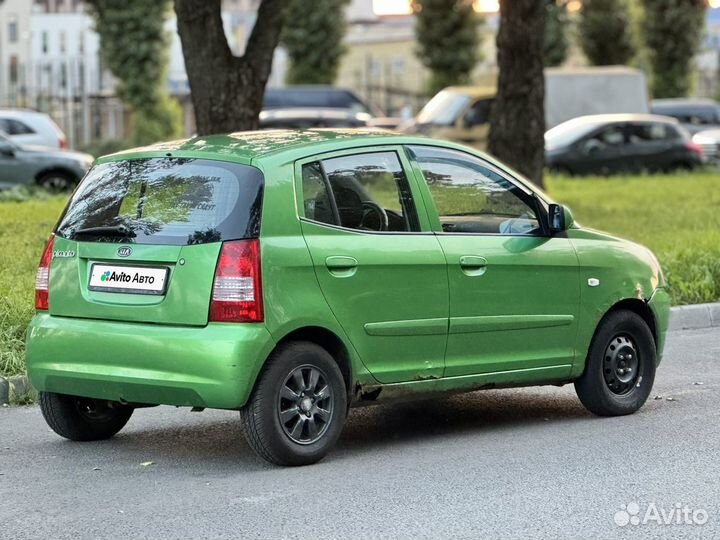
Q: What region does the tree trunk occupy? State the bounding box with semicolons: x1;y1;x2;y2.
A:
488;0;545;188
175;0;288;135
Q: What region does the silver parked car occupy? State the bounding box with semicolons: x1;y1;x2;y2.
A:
0;109;69;149
0;131;93;191
692;129;720;163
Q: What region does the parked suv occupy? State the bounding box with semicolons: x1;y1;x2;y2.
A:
26;130;670;466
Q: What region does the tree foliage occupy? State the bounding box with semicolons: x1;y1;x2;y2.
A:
544;0;569;67
641;0;706;98
86;0;182;145
174;0;288;135
579;0;637;66
412;0;482;95
488;0;545;187
282;0;349;85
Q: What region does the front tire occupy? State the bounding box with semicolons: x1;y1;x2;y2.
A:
39;392;134;441
575;310;656;416
240;341;347;466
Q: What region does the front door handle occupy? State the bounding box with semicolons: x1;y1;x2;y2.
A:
325;256;358;277
459;255;487;276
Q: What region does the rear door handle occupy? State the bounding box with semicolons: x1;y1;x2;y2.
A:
325;256;358;277
459;255;487;276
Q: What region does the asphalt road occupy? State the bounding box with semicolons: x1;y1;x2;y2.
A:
1;328;719;540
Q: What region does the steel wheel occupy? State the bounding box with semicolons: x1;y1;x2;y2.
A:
277;364;334;445
603;334;641;395
74;397;121;422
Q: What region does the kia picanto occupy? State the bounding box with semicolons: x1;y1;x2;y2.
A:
26;130;671;466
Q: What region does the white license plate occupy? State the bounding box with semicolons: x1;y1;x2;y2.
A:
89;264;169;295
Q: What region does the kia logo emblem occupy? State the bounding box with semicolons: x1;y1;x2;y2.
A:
117;246;132;257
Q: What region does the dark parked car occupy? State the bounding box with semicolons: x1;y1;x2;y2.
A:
545;114;704;175
263;86;381;116
258;108;372;129
651;98;720;135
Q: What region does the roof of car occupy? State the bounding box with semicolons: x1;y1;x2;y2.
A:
651;98;719;109
0;108;47;117
554;113;680;127
99;129;409;164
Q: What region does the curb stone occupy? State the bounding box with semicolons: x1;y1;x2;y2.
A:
0;375;35;405
0;377;8;406
669;303;720;332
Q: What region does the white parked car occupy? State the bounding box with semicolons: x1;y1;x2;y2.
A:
0;109;68;149
692;129;720;163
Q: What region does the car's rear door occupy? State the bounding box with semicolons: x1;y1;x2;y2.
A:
406;145;580;378
49;157;263;326
296;146;448;384
623;122;678;171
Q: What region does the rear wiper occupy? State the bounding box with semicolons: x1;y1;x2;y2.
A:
72;225;136;238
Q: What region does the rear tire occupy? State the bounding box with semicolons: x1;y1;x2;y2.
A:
575;310;656;416
39;392;134;441
240;341;347;466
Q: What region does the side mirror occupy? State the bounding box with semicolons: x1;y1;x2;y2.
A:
0;143;14;157
548;204;574;233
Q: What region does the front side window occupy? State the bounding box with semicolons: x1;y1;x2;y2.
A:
409;146;541;235
301;151;419;232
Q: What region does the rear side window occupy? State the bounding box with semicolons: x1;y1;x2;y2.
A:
627;123;678;143
301;151;420;232
56;158;263;245
0;118;35;135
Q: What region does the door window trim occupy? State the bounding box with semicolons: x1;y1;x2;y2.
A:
403;144;551;238
293;144;436;235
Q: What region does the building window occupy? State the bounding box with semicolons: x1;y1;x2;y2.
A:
9;55;19;84
42;31;49;54
8;16;18;43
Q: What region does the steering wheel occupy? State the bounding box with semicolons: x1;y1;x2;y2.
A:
361;201;389;231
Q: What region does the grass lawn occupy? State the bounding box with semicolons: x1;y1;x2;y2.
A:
0;171;718;377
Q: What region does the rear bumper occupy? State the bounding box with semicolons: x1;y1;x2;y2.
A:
26;314;276;409
648;287;671;364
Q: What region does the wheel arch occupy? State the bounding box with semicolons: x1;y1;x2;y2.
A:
34;166;81;185
271;326;354;398
604;298;658;346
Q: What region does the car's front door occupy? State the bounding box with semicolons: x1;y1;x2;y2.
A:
297;147;449;384
406;145;580;378
574;123;628;174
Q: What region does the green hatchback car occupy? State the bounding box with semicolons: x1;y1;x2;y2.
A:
26;129;670;466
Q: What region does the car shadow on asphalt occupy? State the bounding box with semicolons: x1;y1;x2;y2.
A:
36;388;592;471
336;387;590;454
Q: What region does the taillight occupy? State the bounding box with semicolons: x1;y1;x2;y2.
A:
210;239;263;323
58;135;68;150
686;142;704;157
35;235;55;310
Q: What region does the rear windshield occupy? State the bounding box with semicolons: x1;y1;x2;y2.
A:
55;158;263;246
